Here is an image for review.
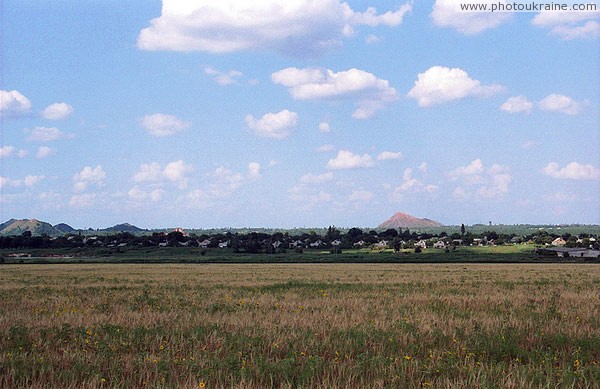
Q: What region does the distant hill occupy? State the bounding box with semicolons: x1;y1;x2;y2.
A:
100;223;145;233
54;223;76;233
378;212;443;229
0;219;61;236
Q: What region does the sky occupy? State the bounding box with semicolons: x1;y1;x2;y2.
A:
1;0;599;229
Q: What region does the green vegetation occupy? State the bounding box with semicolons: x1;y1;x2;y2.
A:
1;264;598;387
0;244;581;264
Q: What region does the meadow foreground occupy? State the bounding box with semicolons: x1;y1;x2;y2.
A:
0;264;598;388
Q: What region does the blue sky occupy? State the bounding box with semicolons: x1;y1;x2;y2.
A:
1;0;599;229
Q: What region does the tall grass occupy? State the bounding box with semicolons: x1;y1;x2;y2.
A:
1;264;598;388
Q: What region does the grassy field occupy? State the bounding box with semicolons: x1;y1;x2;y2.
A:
1;263;598;388
0;244;570;264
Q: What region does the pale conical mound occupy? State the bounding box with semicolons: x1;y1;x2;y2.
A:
378;212;443;229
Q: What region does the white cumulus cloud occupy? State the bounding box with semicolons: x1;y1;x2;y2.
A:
500;96;534;114
204;67;244;85
132;160;192;189
543;162;600;180
272;67;397;119
326;150;374;170
137;0;411;57
532;9;600;40
73;165;107;192
538;94;584;115
140;113;190;137
246;110;298;139
36;146;55;159
319;121;331;133
25;126;69;142
0;90;32;117
41;102;73;120
408;66;503;107
0;146;16;158
248;162;262;180
450;160;512;200
377;151;402;161
163;160;193;188
431;0;512;35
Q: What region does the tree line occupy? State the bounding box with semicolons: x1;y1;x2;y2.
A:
1;226;597;252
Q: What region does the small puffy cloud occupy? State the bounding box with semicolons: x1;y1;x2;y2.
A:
543;162;600;180
272;67;397;119
41;102;73;120
133;162;163;183
316;144;335;153
36;146;55;159
500;96;533;114
449;159;485;179
319;121;331;133
185;166;246;209
532;10;600;40
128;186;164;203
0;90;31;117
137;0;411;57
0;175;44;189
0;146;16;158
450;160;512;200
349;190;373;202
163;160;193;188
204;67;244;85
132;160;192;189
69;193;97;208
209;167;244;196
73;165;106;192
0;146;28;159
538;94;584;115
25;126;69;142
394;167;438;195
377;151;402;161
431;0;512;35
299;172;334;185
326;149;374;170
246;109;298;139
140;113;190;137
24;175;45;187
248;162;262;180
408;66;503;107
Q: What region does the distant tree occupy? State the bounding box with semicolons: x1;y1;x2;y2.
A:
381;228;398;238
347;227;363;241
326;226;341;240
461;224;466;236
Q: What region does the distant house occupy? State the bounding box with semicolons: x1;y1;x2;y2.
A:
536;247;600;258
218;240;230;248
331;239;341;246
433;241;446;249
375;240;388;249
272;240;282;248
551;237;567;246
289;240;304;248
198;239;211;248
309;240;324;248
415;240;428;249
353;240;366;247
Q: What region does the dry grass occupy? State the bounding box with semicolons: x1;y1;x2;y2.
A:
1;264;599;388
